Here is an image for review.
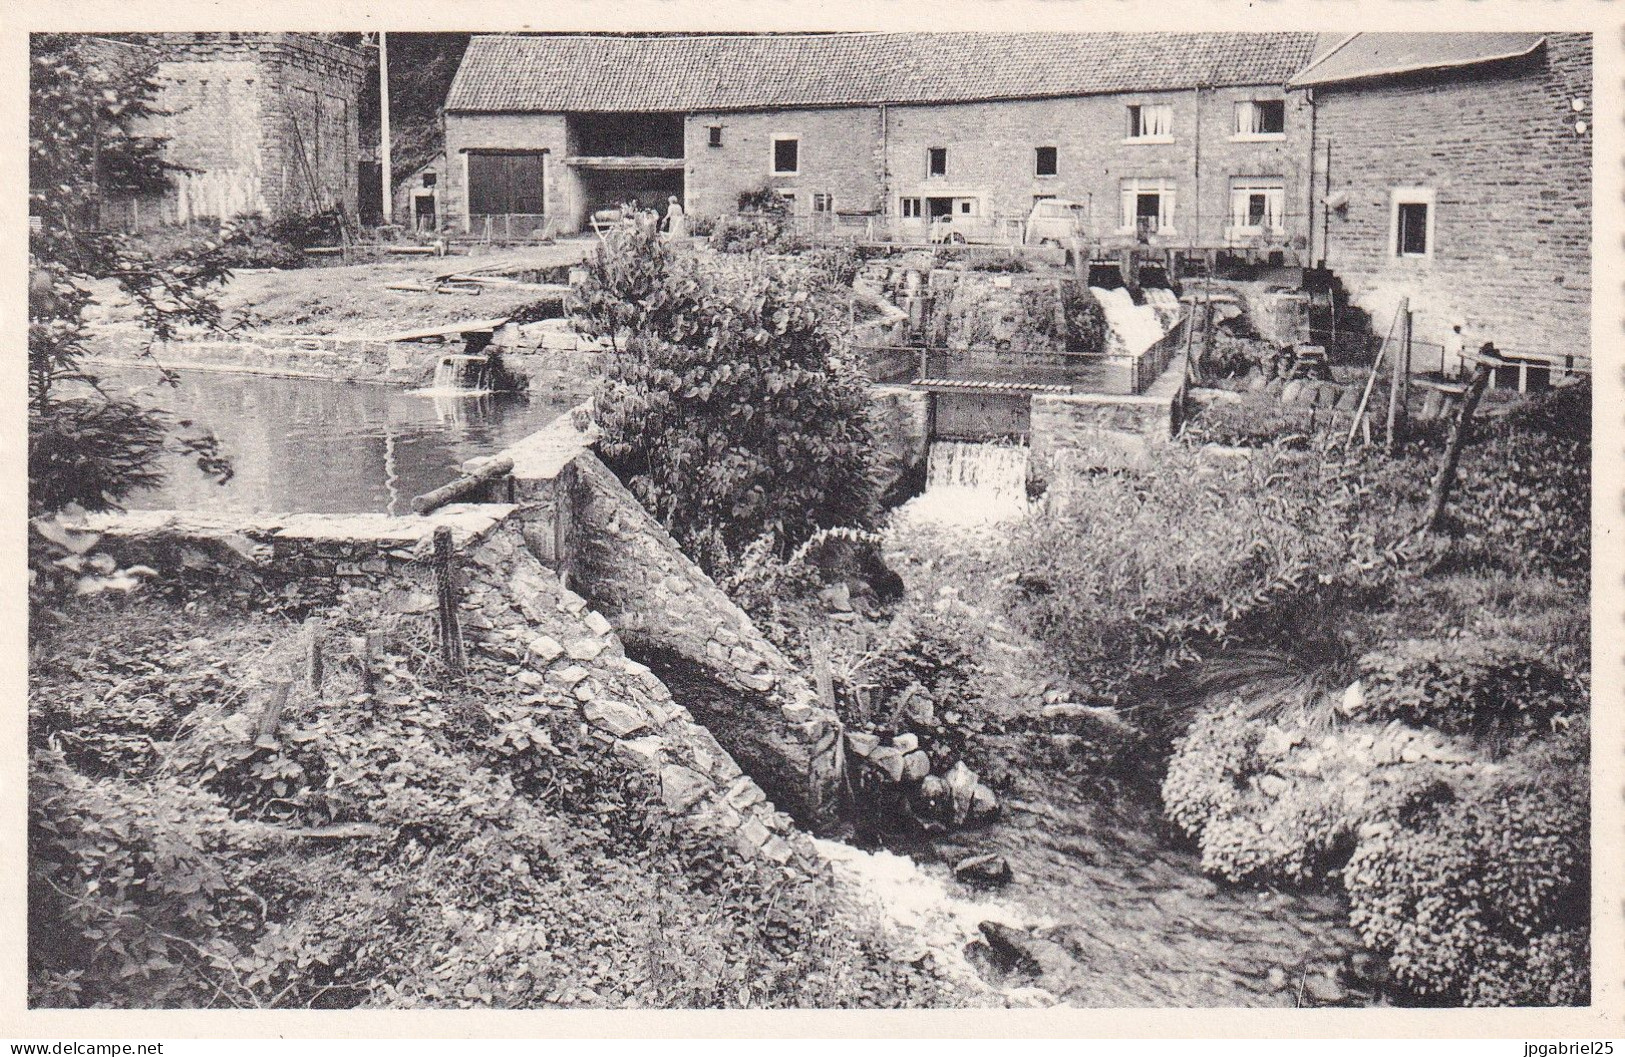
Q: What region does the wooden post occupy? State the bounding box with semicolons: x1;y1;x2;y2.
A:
353;634;377;696
1422;347;1500;533
255;680;293;749
1385;298;1408;450
811;636;835;711
433;525;466;677
1344;307;1401;450
1400;307;1413;435
305;618;324;695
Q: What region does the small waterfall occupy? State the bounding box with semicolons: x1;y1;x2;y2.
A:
423;354;492;395
1090;285;1169;357
895;441;1031;527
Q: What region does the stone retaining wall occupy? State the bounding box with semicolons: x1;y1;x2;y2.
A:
77;502;821;872
84;318;605;404
1029;351;1188;473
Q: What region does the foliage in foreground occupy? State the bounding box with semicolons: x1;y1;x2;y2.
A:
29;595;965;1009
574;229;882;576
29;34;233;516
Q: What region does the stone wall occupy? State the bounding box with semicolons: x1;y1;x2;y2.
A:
869;384;932;494
146;34;366;223
76;501;822;872
84;320;604;404
1029;351;1187;473
442;113;574;234
478;416;846;825
683;107;885;222
1309;34;1591;364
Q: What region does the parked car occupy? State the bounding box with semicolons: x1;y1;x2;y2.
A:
1024;198;1090;247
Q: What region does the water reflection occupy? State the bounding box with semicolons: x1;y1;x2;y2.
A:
96;366;569;515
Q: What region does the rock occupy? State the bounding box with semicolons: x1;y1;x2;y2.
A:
892;732;919;753
659;764;710;811
516;671;546;688
976;922;1074;979
1281;379;1304;404
902;749;932;781
550;664;590;687
954;853;1012;887
566;638;606;662
1257;774;1289;798
820;582;854;612
845;731;880;758
1338;679;1365;717
583;699;649;737
1304;973;1346;1006
915;774;951;816
945;761;978;823
1040;702;1091;721
902;692;936;728
868;746;906;783
528;636;566;662
1247;370;1269;393
968;783;1000;821
584;611;614;636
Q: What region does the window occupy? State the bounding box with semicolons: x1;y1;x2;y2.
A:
708;125;723;148
778;190;798;212
1035;146;1058;177
422;171;437;188
1119;177;1177;235
772;136;799;175
900;196;923;218
1229;178;1285;233
1234;100;1286;138
1126;103;1173;141
959;199;976;215
1391;188;1435;258
1033;193;1057;206
812;192;834;213
927;147;947;177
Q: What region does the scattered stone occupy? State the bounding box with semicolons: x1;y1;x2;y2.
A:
1281;379;1304;404
584;611;614;636
968;783;1000;821
902;749;932;781
845;731;880;758
736;672;775;693
916;774;951;815
901;692;936;728
954;853;1013;887
516;671;546;688
781;701;814;723
868;746;906;783
724;777;766;811
659;764;710;811
945;761;978;823
614;736;664;768
820;582;854;612
892;732;919;753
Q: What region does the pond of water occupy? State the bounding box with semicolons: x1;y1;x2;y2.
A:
95;365;570;515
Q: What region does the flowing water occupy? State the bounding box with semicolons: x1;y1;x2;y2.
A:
93;365;569;515
892;441;1031;528
1090;285;1170;357
421;353;494;396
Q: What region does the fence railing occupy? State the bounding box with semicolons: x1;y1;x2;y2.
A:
465;214;553;241
860;344;1145;395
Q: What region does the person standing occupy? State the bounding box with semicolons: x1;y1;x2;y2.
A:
664;195;687;239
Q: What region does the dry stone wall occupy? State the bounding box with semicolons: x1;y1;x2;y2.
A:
78;502;821;872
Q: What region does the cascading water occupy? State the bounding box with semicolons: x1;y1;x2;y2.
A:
894;440;1031;528
1089;285;1168;357
424;353;493;395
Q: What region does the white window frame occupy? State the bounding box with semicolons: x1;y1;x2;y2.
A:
899;196;923;219
1119;177;1178;235
1125;103;1175;144
1391;187;1436;260
1034;146;1059;178
1231;99;1287;142
1228;178;1287;237
812;192;835;214
771;135;800;176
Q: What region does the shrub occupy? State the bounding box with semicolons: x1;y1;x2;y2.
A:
574;229;881;575
1344;721;1589;1006
711;214;800;255
1353;638;1580;744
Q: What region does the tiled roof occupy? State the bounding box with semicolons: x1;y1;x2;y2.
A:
446;32;1321;113
1289;32;1547;87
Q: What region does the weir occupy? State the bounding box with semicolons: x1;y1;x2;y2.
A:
897;441;1032;527
428;353;493;394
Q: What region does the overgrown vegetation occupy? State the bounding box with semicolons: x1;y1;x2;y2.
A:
29;593;968;1009
29;34;233;516
574;229;882;576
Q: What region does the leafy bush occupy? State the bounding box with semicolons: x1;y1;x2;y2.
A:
29;594;968;1009
1344;722;1589;1006
736;185;791;216
1354;638;1579;744
711;214;800;255
574;229;881;575
801;245;863;289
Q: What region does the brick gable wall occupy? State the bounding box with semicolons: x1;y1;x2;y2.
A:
1309;33;1591;363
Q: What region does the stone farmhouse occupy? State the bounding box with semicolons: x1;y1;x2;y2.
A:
442;33;1320;253
1294;32;1591;374
441;31;1592;372
88;33;367;230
